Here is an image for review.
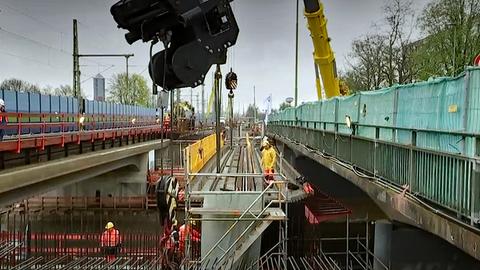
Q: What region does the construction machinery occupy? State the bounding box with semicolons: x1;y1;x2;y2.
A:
109;0;346;268
303;0;348;98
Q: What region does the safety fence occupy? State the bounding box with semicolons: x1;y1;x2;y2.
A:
186;133;224;174
270;67;480;157
0;89;155;119
0;111;166;154
268;124;480;224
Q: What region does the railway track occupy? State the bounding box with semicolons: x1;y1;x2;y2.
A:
206;135;262;192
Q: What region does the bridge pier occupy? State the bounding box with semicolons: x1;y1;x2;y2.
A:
373;220;392;270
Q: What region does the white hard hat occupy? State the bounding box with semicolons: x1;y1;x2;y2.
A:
0;99;4;106
262;136;268;144
262;137;270;147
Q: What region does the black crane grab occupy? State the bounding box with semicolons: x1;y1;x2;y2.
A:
110;0;239;90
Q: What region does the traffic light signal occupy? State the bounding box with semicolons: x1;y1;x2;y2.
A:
110;0;239;90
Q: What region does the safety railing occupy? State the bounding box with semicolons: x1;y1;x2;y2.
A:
17;196;154;212
0;112;165;153
268;122;480;225
189;178;288;269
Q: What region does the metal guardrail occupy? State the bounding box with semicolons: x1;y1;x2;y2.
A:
269;123;480;225
16;196;155;212
195;180;288;268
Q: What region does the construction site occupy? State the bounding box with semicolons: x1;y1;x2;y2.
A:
0;0;479;269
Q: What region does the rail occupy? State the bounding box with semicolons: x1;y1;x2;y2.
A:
269;123;480;225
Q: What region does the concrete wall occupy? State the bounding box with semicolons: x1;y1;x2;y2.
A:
54;153;149;197
201;193;263;267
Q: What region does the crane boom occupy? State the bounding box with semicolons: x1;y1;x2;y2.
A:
303;0;341;99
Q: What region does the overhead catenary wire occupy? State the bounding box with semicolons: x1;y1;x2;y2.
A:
80;65;115;84
0;48;70;74
0;26;105;67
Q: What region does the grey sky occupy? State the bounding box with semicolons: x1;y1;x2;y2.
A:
0;0;429;112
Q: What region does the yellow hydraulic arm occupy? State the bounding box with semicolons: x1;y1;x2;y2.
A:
303;0;341;99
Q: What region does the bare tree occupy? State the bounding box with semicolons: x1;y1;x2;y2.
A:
343;0;419;90
53;85;84;97
0;78;41;93
347;34;388;90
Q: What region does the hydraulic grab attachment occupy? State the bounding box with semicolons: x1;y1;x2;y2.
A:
110;0;239;90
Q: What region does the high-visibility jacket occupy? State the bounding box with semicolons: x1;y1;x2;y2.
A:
0;114;8;124
163;115;171;129
179;225;201;252
261;147;276;170
101;229;121;247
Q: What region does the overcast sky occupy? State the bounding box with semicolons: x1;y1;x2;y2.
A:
0;0;429;112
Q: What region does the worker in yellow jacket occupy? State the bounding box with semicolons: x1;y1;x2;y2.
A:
261;138;276;185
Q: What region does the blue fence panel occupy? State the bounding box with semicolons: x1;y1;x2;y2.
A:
86;100;94;115
51;96;61;132
29;93;41;134
3;90;17;113
59;96;68;132
17;92;30;134
2;90;17;136
40;94;51;133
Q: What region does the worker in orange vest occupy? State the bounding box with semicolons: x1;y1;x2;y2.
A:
0;99;7;141
178;223;201;254
163;113;171;130
101;222;121;262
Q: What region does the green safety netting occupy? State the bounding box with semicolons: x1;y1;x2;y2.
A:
270;67;480;156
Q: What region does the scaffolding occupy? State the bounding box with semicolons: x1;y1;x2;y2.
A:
183;147;289;269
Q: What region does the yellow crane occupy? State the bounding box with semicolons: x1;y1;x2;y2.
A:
303;0;347;99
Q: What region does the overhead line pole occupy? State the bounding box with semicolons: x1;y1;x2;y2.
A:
253;86;256;123
73;19;134;110
73;19;80;109
78;54;134;102
295;0;299;107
